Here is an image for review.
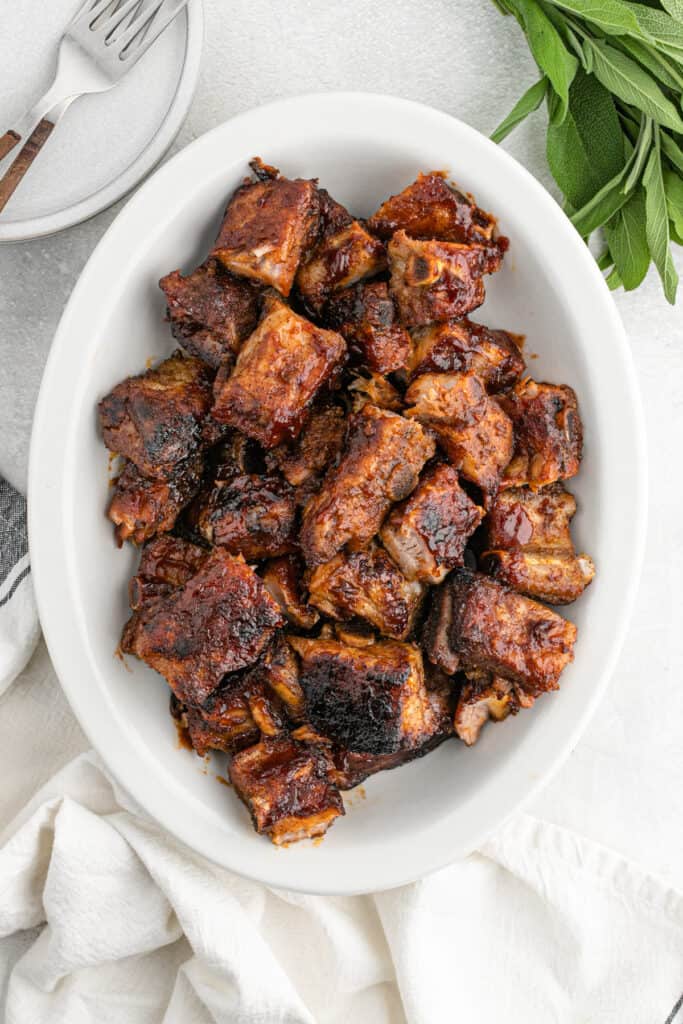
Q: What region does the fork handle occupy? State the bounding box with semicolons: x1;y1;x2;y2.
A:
0;131;21;162
0;119;56;216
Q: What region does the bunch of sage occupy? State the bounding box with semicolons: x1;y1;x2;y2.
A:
491;0;683;302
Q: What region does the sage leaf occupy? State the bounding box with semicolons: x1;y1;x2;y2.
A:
622;115;653;194
661;131;683;173
544;0;645;39
546;69;626;208
596;248;614;271
541;3;590;65
491;77;548;142
606;266;624;289
663;167;683;236
618;107;642;144
615;36;683;93
604;188;650;289
643;134;679;302
509;0;578;118
585;37;683;131
571;167;630;235
662;0;683;25
623;4;683;51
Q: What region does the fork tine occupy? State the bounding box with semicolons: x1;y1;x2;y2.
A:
69;0;112;29
116;0;167;50
117;0;188;61
100;0;145;37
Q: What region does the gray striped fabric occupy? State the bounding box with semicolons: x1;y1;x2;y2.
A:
0;477;30;607
0;475;38;695
666;993;683;1024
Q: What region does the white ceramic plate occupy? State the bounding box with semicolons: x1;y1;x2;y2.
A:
0;0;203;242
29;93;647;895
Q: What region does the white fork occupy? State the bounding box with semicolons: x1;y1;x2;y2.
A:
0;0;190;216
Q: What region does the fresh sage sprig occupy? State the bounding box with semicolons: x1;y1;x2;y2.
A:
490;0;683;302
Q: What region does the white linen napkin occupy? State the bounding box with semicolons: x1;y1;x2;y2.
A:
0;477;39;697
1;744;682;1024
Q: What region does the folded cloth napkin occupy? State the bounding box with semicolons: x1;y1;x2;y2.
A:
1;747;682;1024
0;477;39;697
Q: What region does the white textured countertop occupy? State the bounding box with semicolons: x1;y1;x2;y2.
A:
1;0;682;887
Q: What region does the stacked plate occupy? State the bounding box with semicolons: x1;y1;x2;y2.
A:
0;0;203;241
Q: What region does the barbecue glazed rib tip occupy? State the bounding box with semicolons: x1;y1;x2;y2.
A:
499;379;583;490
308;542;425;640
121;534;208;655
211;294;347;448
300;403;435;566
296;220;387;314
367;171;499;247
159;259;260;370
404;372;513;503
290;636;442;755
99;351;213;481
408;317;525;391
423;569;576;696
380;462;484;584
178;677;261;756
325;280;411;375
269;402;346;489
481;483;595;604
195;471;298;561
212;169;320;296
129;534;207;601
123;547;284;706
229;736;344;845
107;454;203;546
388;230;502;327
